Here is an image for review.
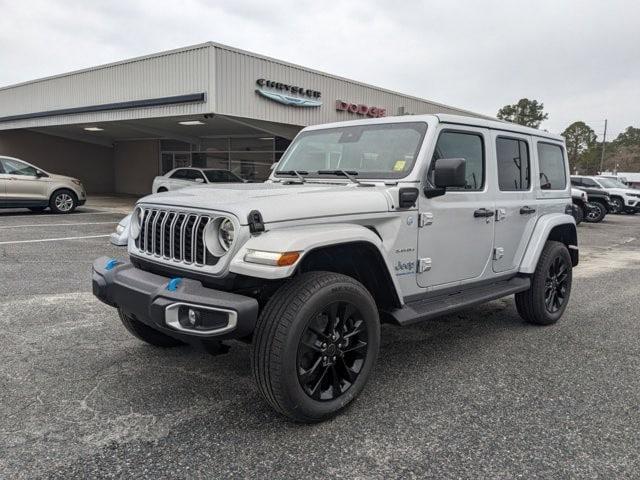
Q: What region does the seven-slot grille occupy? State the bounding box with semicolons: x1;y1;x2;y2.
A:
134;208;217;266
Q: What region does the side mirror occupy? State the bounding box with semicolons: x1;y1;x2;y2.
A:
194;178;204;183
35;169;46;178
424;158;466;198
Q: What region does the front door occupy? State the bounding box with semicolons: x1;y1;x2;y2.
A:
492;133;538;272
0;160;7;201
417;126;495;288
2;158;48;201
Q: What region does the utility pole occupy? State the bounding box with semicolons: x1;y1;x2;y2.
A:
599;119;608;173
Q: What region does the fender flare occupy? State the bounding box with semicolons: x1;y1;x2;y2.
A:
229;223;403;299
519;213;577;274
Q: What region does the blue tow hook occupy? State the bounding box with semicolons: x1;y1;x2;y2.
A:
104;258;119;271
167;278;183;292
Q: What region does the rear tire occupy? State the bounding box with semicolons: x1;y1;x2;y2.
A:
584;201;606;223
252;271;380;422
49;189;77;214
515;241;572;326
118;308;184;347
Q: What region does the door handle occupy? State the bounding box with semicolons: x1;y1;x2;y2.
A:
473;208;494;218
520;206;536;215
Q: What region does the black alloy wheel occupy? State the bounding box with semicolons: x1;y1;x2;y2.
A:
585;202;606;223
297;301;368;401
544;255;570;314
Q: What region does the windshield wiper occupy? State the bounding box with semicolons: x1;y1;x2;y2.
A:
276;170;308;183
317;169;360;184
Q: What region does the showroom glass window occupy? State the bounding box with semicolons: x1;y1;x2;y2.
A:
496;137;530;191
431;131;485;190
537;143;567;190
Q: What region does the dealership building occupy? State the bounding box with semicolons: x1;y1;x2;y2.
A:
0;42;482;195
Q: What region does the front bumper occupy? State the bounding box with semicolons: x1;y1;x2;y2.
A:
92;257;259;343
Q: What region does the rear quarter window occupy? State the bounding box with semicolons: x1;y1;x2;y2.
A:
537;142;566;190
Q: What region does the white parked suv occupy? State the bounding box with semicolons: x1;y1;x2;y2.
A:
571;175;640;214
152;168;244;193
0;156;86;213
93;114;578;422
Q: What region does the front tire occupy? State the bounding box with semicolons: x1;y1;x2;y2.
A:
609;197;623;214
252;272;380;423
515;241;572;326
49;189;77;214
584;201;606;223
118;308;184;347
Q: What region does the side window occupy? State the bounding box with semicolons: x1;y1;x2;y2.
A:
170;169;187;179
570;177;582;186
581;178;599;188
496;137;530;191
2;158;37;176
537;142;567;190
432;131;484;190
183;169;205;182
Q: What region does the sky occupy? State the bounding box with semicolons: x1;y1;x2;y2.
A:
0;0;638;140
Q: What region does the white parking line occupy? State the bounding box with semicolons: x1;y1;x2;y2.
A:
0;211;121;219
0;222;118;229
0;234;111;245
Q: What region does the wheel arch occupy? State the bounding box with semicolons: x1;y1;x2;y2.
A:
519;213;578;274
49;186;78;203
229;223;403;310
295;241;402;310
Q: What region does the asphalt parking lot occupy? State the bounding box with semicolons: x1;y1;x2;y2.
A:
1;205;639;479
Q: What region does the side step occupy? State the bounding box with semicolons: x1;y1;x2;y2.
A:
388;276;531;326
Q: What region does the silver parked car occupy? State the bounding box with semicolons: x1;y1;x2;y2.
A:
0;156;86;213
152;168;245;193
93;114;578;422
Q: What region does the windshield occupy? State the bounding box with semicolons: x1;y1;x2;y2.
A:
275;122;428;179
597;177;626;188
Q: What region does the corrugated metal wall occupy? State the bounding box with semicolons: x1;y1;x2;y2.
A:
0;45;212;130
0;42;481;132
213;45;476;126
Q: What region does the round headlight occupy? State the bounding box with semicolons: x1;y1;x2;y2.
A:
204;217;235;257
218;218;235;252
130;208;143;240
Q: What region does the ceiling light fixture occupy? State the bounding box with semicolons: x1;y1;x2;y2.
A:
84;127;104;131
259;137;274;141
178;120;205;126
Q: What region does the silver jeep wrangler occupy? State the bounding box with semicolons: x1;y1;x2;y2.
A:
93;114;578;422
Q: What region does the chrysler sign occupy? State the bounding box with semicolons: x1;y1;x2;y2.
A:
255;79;322;107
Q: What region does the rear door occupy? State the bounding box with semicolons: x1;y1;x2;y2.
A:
492;133;538;273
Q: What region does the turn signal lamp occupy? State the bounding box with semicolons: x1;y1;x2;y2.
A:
244;250;300;266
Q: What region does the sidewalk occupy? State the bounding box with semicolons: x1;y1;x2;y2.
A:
84;194;140;214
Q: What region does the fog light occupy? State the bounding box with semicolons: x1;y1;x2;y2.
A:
188;308;200;327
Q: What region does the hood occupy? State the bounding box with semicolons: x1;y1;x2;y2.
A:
137;182;391;224
49;173;79;183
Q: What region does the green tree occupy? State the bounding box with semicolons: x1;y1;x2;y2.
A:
496;98;549;128
612;126;640;147
562;121;597;172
